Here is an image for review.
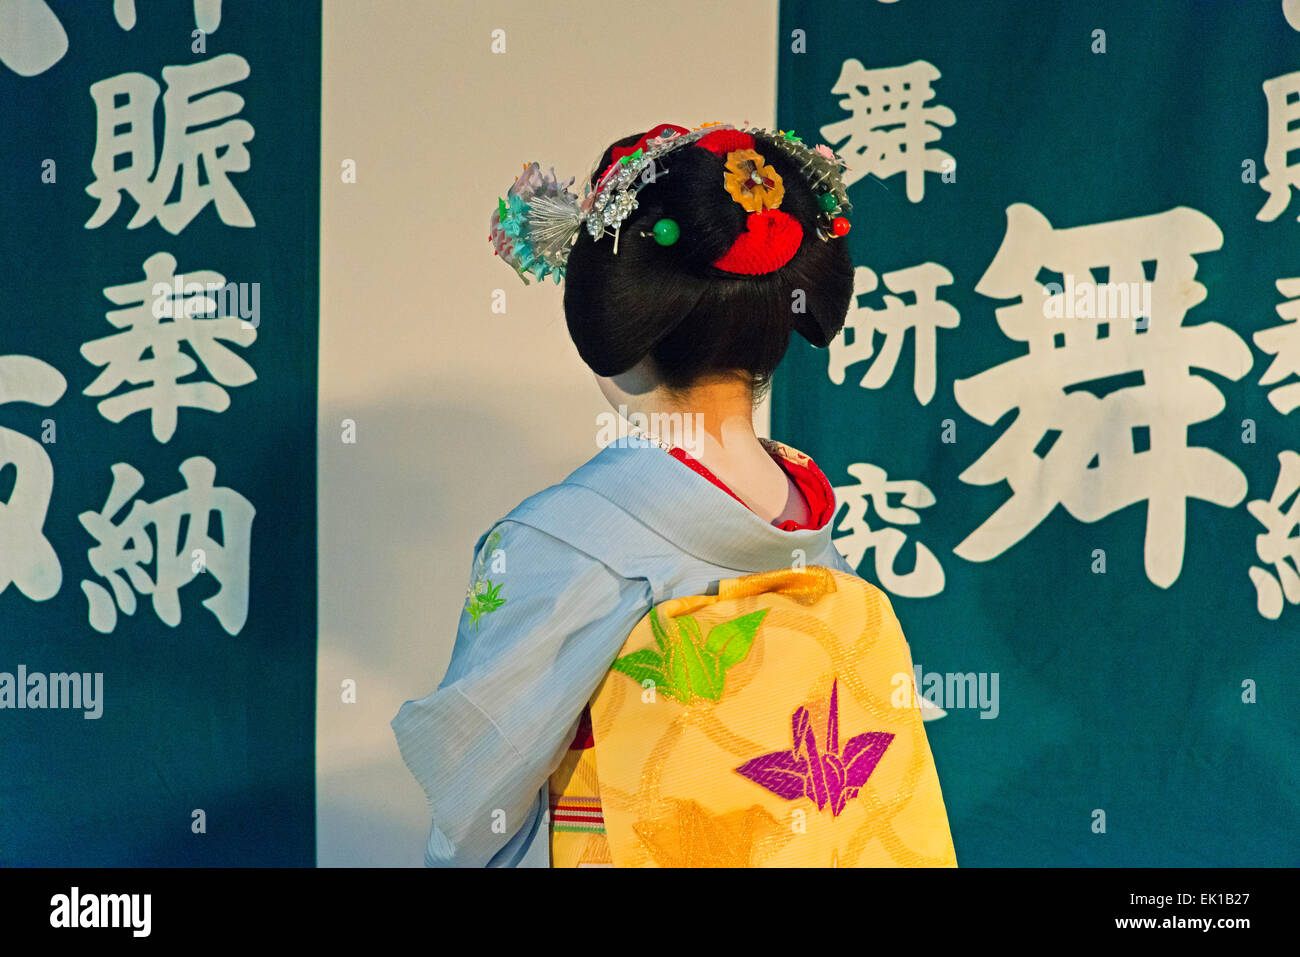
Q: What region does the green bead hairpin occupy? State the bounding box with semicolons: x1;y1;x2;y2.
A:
639;217;679;246
651;217;680;246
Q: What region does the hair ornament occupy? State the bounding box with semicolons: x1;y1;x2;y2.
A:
583;123;719;243
721;148;785;213
489;163;583;285
763;131;854;240
713;207;804;275
650;218;680;246
488;122;853;284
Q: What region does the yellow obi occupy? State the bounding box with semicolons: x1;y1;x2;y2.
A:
548;566;957;867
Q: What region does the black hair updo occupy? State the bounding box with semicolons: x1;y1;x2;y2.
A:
562;128;854;393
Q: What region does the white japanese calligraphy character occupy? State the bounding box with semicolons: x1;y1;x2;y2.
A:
79;456;254;635
1258;70;1300;222
86;54;254;234
0;354;66;601
81;252;257;442
1255;277;1300;415
833;462;945;598
954;203;1253;589
828;263;959;405
1;0;223;77
1247;451;1300;620
820;58;955;202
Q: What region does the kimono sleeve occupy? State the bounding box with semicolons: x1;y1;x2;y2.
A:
391;518;652;867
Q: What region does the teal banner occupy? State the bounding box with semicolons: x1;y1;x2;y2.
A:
775;0;1299;865
0;1;319;864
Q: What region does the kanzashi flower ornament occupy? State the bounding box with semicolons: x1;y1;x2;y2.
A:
488;162;583;285
722;148;785;212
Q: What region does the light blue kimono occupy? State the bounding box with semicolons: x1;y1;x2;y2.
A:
391;441;857;867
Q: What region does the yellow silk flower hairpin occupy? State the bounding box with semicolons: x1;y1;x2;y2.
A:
722;148;785;212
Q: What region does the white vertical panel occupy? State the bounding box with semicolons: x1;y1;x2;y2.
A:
319;0;779;866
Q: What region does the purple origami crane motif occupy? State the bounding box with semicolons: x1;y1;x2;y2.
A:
735;680;894;817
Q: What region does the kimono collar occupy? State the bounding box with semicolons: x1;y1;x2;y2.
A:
560;441;841;574
669;439;837;531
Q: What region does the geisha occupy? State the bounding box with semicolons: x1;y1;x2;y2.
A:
392;121;957;867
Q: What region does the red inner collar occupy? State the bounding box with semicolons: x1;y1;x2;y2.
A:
667;445;835;531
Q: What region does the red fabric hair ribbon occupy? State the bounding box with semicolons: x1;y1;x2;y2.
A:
598;123;690;185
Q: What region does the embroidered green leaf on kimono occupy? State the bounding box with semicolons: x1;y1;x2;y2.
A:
465;580;506;630
464;529;507;630
610;607;768;703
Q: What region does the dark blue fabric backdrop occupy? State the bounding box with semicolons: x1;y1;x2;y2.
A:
0;0;319;865
775;0;1299;866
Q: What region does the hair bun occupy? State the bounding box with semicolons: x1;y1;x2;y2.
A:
487;122;856;389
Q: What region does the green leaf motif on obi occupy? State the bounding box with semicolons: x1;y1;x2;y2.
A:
611;607;768;703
